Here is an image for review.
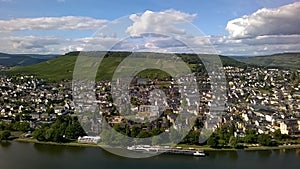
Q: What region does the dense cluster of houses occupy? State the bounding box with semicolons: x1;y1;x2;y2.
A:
224;67;300;137
0;75;74;128
94;66;300;138
1;65;300;141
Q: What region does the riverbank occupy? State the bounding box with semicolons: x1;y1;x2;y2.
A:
14;138;101;148
176;143;300;151
13;138;300;152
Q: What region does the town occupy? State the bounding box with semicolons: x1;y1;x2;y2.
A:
1;64;300;148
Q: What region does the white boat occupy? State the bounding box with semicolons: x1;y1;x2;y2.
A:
127;145;206;157
193;151;206;156
126;145;161;154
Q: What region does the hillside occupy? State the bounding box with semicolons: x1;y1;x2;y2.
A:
234;53;300;70
0;52;59;66
8;51;129;81
8;51;246;82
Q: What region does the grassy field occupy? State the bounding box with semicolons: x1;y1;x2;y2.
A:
235;53;300;70
7;51;246;82
15;138;101;148
8;52;125;82
7;52;300;82
0;52;59;66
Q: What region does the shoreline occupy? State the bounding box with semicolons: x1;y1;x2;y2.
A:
14;138;102;148
13;138;300;152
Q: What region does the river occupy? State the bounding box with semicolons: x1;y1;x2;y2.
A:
1;142;300;169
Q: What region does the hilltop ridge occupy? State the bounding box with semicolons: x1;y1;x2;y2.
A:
5;51;300;82
7;51;245;81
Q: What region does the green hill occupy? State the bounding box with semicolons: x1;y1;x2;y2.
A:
234;53;300;70
8;51;246;82
0;52;59;66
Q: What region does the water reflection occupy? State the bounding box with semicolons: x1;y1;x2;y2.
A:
204;150;240;160
33;143;85;156
206;151;217;159
272;149;287;156
228;151;239;160
295;149;300;155
257;150;272;159
99;147;132;160
0;141;12;148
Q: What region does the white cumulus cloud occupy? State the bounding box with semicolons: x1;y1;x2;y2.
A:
0;16;107;32
226;2;300;39
0;35;121;54
0;36;67;53
126;9;197;37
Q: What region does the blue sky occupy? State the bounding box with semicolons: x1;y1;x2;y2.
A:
1;0;296;35
0;0;299;55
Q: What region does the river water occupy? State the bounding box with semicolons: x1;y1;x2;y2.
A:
1;142;300;169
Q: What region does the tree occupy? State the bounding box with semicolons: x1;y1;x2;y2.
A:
258;134;271;146
52;128;64;143
112;124;123;133
15;114;21;122
33;127;47;141
64;120;86;140
12;122;30;132
0;123;6;131
125;125;131;137
244;129;258;144
45;128;55;141
182;130;200;145
32;116;85;143
229;136;238;148
131;126;141;137
0;130;11;141
213;124;234;145
273;130;284;141
218;139;226;147
207;133;219;148
137;130;151;138
46;108;55;114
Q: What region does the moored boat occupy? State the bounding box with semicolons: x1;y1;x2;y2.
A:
127;145;206;157
193;151;206;156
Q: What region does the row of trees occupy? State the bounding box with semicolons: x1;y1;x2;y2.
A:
0;121;30;142
100;122;291;148
1;116;289;148
101;123;203;147
100;129;201;146
32;116;86;143
0;130;11;141
0;121;30;132
207;125;288;148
